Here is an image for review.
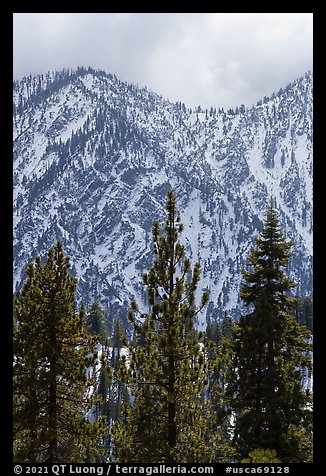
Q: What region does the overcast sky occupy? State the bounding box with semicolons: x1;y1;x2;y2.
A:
13;13;313;109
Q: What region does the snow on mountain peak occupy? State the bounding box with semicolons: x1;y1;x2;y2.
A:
13;67;313;328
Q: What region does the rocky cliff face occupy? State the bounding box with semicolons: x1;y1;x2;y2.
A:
13;67;313;327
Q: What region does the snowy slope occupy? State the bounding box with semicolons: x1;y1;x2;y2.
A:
13;67;313;327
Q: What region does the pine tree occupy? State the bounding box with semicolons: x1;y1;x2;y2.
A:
294;296;313;332
225;201;312;462
85;301;117;459
221;311;233;339
91;315;128;459
112;190;218;463
109;315;127;422
110;315;126;366
13;242;107;463
86;299;109;346
204;318;237;462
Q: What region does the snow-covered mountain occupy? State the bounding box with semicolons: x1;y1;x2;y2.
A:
13;67;313;327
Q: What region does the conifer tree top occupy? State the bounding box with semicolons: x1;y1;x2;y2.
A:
241;199;297;306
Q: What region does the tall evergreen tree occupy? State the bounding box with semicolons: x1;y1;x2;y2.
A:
225;201;312;462
89;314;129;459
109;315;127;422
86;299;109;346
110;315;126;366
294;296;313;332
204;319;236;463
221;311;233;339
112;190;218;463
13;242;106;463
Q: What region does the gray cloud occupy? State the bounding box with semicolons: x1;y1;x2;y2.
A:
13;13;313;109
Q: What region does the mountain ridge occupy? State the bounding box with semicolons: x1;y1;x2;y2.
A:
13;67;313;328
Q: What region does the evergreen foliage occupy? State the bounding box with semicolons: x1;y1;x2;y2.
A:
294;296;313;332
13;242;107;463
224;201;312;462
112;191;218;463
109;316;128;421
205;316;236;462
110;316;126;357
90;314;128;458
86;299;109;346
241;448;282;463
13;196;313;464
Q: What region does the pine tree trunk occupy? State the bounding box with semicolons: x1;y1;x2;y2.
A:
48;306;58;463
168;350;176;459
27;381;38;461
167;203;177;461
48;358;58;462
